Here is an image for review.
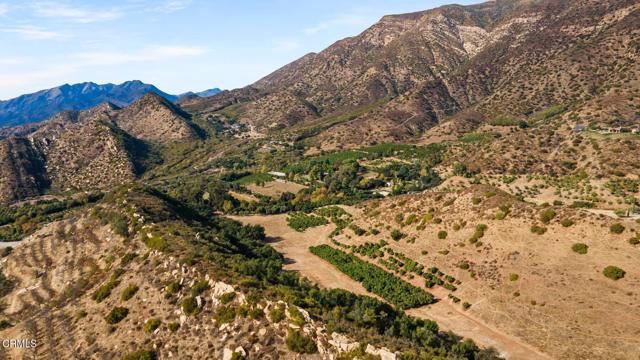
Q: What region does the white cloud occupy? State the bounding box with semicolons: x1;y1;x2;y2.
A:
0;45;206;98
0;57;29;66
72;45;206;66
304;14;369;36
32;1;122;23
0;3;9;16
1;25;63;40
155;0;191;13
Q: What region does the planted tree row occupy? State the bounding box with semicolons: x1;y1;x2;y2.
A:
309;245;434;309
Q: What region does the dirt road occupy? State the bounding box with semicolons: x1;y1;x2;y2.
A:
230;214;551;360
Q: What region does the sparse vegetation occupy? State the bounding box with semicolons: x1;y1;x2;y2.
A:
144;318;161;333
603;266;625;280
105;307;129;324
571;243;589;255
286;330;317;354
540;209;556;224
560;218;575;227
181;296;200;316
167;322;180;332
610;223;625;234
121;284;139;301
269;304;286;323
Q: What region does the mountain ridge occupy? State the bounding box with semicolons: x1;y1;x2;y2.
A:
0;81;222;129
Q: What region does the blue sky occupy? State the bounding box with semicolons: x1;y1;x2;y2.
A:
0;0;482;100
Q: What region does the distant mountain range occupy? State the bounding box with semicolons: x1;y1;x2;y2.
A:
0;80;221;128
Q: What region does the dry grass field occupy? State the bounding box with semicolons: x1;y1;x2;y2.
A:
246;180;307;198
233;183;640;360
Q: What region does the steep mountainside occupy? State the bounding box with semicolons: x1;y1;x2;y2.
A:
0;138;48;203
0;95;199;203
114;93;198;143
185;0;639;150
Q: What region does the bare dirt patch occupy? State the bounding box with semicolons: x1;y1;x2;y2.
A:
246;180;307;198
229;190;259;203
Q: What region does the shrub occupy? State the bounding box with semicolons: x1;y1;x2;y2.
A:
144;318;161;333
191;279;210;296
93;278;120;303
509;273;519;281
530;225;547;235
120;252;137;267
603;266;625;280
145;235;168;252
165;281;181;295
286;330;317;354
231;352;246;360
121;284;139;301
288;305;306;326
390;229;405;241
349;224;366;236
248;308;264;320
269;304;286;322
110;214;129;238
495;211;507;220
105;307;129;324
462;302;472;310
404;214;418;226
437;230;448;239
471;197;482;205
215;306;236;324
560;218;575;227
122;350;157;360
629;236;640;245
167;322;180;332
571;243;588;255
0;319;12;330
458;261;470;270
181;297;200;316
539;209;556;224
287;212;328;232
610;223;625;234
219;292;236;304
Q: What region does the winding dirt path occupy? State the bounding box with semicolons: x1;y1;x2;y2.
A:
230;214;551;360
